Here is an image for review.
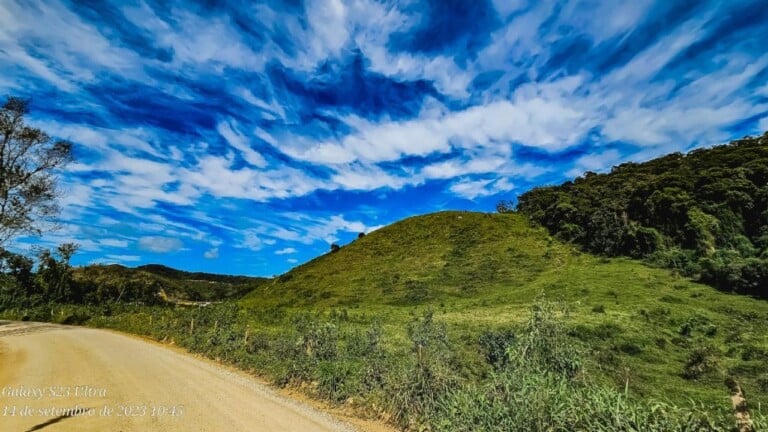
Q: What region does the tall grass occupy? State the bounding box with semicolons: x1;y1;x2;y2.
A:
3;299;762;431
432;298;733;431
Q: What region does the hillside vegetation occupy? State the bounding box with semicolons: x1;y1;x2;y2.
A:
73;264;265;302
246;211;560;307
515;132;768;297
0;250;264;309
241;212;768;411
4;211;768;430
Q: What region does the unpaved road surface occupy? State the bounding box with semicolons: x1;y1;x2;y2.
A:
0;321;360;431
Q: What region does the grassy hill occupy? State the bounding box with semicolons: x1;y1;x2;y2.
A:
243;211;768;409
246;211;560;307
73;263;266;302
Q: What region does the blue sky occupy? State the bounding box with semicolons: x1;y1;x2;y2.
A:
1;0;767;276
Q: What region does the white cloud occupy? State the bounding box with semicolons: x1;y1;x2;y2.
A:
421;157;506;180
178;155;323;201
330;163;411;191
217;120;268;167
203;247;219;259
305;0;349;62
0;0;151;94
275;247;297;255
249;213;374;245
122;2;264;72
104;254;141;262
565;149;623;178
449;177;516;200
138;236;183;253
238;229;263;251
284;85;590;167
759;117;768;133
287;258;298;264
99;239;130;248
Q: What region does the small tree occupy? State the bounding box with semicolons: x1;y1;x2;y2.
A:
36;243;79;302
496;200;514;213
0;96;73;245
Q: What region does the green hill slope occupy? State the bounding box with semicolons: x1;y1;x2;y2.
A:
243;211;768;408
247;211;567;307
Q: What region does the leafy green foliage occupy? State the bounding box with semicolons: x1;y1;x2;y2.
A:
433;299;730;431
0;244;79;307
682;345;720;380
389;311;459;429
0;96;73;244
0;252;264;308
478;328;516;369
515;133;768;297
74;264;264;302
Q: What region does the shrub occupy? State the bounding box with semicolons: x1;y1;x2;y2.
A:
316;359;362;403
432;297;729;431
617;342;643;356
403;279;430;303
60;312;91;325
740;344;768;361
703;324;718;337
682;346;719;380
245;331;271;354
389;311;458;429
679;322;693;337
478;328;516;369
507;298;582;378
757;374;768;392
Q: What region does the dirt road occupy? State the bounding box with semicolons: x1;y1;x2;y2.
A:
0;321;361;431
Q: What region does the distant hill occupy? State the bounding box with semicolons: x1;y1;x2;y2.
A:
73;264;267;303
136;264;257;285
515;132;768;297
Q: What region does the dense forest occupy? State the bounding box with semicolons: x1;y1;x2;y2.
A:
513;132;768;297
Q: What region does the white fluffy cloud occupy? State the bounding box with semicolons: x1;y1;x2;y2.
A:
283;89;590;166
758;117;768;134
449;178;516;200
105;254;141;262
138;236;183;253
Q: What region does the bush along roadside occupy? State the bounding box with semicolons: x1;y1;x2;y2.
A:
1;300;764;431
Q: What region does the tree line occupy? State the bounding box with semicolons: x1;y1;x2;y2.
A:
509;132;768;297
0;245;165;308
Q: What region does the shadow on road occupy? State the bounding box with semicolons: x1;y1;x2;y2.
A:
23;408;92;432
24;414;71;432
